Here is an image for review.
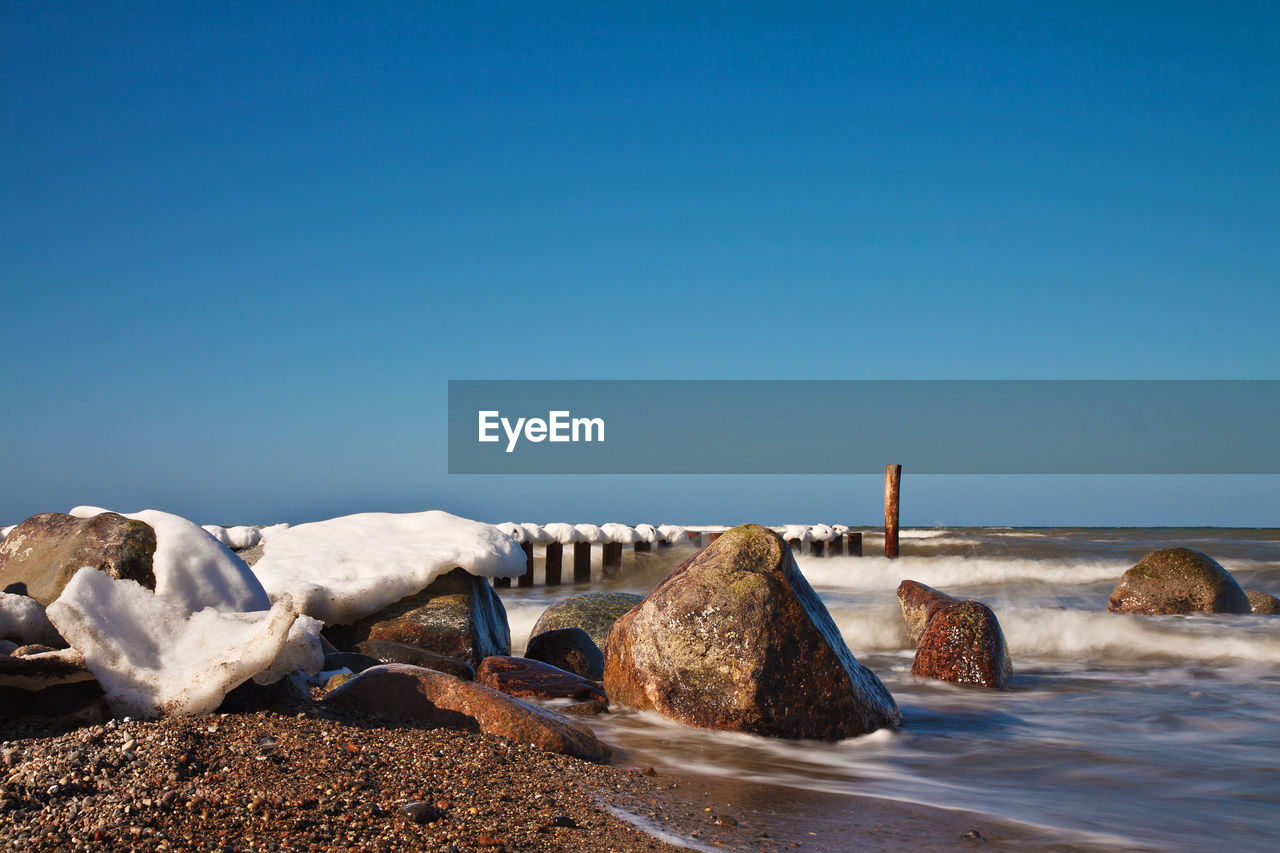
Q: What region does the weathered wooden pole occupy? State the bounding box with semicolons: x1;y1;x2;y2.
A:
634;540;651;553
787;537;803;553
687;530;703;547
829;535;844;556
602;542;623;576
848;531;863;557
519;541;535;587
810;539;825;557
708;531;722;542
494;575;511;588
573;542;592;583
885;464;901;559
544;542;563;586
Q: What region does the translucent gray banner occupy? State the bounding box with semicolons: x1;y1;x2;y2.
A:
447;380;1280;474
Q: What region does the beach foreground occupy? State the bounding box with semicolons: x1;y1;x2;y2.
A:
1;700;1106;853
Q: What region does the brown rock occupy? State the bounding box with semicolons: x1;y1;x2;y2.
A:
897;580;960;645
911;600;1012;689
475;656;607;704
1107;548;1250;615
0;647;104;721
524;627;604;680
321;664;608;761
336;568;510;666
354;640;475;680
1245;590;1280;615
0;512;157;605
603;524;900;740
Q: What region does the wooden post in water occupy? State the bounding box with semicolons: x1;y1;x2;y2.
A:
810;539;825;557
544;542;563;586
602;542;623;576
519;541;535;587
494;575;511;588
829;535;844;556
687;531;703;547
709;531;722;542
787;537;803;553
885;464;901;559
573;542;592;583
634;540;651;553
848;531;863;557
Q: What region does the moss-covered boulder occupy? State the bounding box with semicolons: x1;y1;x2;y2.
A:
1246;590;1280;615
911;600;1012;688
525;627;604;680
603;524;900;740
0;512;156;605
897;580;960;645
331;567;510;667
530;592;643;651
1107;548;1250;615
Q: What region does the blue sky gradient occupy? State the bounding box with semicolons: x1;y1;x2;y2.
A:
2;2;1277;525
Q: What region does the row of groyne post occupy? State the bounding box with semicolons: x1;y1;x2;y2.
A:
495;463;904;588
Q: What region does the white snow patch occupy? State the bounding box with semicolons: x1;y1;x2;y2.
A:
657;524;687;542
573;523;607;543
519;523;550;545
601;523;638;544
249;510;525;625
70;506;270;615
202;525;233;546
225;526;261;549
46;568;302;718
633;524;659;543
0;592;62;646
543;522;580;544
258;523;291;540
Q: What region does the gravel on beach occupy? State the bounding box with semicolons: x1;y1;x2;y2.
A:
0;704;688;853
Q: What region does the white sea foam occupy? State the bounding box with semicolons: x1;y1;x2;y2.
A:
796;554;1126;591
505;602;547;654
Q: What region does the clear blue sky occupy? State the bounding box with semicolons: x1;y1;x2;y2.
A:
2;1;1277;526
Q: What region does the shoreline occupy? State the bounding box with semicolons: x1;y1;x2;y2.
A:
1;703;1125;853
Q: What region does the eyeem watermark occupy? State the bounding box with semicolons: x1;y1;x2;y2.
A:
477;410;605;453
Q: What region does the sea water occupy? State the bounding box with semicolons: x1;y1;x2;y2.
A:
501;528;1280;852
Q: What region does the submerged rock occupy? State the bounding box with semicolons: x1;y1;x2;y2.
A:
339;567;510;667
603;524;901;740
475;656;607;704
911;600;1012;689
897;580;959;646
525;627;604;681
322;663;608;761
1107;548;1250;615
0;512;156;605
530;592;644;651
1245;590;1280;615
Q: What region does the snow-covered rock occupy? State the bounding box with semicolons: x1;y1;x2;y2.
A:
0;592;62;646
46;567;304;718
225;526;262;550
495;522;527;543
258;523;290;540
70;507;270;614
249;510;526;626
202;524;233;546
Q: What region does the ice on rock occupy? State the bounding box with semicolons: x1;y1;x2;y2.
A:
0;592;62;646
258;523;291;539
495;522;527;543
47;568;302;717
252;613;324;686
202;525;233;546
250;510;526;625
543;523;580;544
601;523;639;544
225;526;262;550
70;506;270;614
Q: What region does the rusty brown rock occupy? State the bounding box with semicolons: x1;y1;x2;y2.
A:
333;567;510;666
475;656;607;704
321;664;608;761
0;512;156;605
603;524;900;740
897;580;960;645
1245;590;1280;615
1107;548;1250;615
525;627;604;680
911;600;1012;689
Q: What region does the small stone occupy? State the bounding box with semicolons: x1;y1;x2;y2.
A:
550;815;577;828
713;813;737;828
400;801;442;824
962;829;984;841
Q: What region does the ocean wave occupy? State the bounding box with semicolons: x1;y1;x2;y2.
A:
797;555;1126;591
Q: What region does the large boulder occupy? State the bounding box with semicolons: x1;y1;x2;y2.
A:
1246;590;1280;615
897;580;959;645
476;656;607;704
603;524;900;740
525;627;604;680
1107;548;1250;615
321;663;608;761
531;592;643;651
333;567;510;667
911;600;1012;689
0;512;156;605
